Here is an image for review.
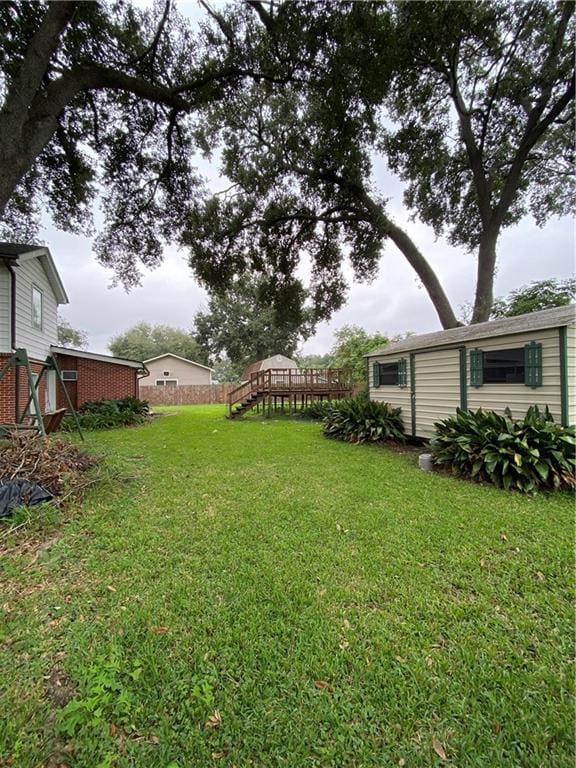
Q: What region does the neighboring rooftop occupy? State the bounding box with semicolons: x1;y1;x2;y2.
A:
367;305;576;357
144;353;213;371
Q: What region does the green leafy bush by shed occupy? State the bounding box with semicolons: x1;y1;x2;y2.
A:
301;400;343;420
61;397;150;431
430;406;576;493
323;397;405;443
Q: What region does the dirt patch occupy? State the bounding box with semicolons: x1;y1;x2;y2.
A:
45;664;76;709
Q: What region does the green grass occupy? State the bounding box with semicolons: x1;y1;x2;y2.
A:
0;405;574;767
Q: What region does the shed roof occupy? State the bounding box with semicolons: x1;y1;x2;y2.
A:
0;242;69;304
144;353;213;371
367;305;576;358
243;354;298;380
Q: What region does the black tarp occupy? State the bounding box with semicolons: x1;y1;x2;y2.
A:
0;479;54;518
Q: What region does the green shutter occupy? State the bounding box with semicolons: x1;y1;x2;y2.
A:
372;362;380;388
524;341;543;388
398;358;407;387
470;348;483;387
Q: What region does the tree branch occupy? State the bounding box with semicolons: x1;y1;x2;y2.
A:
0;1;77;130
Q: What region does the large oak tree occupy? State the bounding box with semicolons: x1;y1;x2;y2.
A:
188;0;574;327
0;0;277;284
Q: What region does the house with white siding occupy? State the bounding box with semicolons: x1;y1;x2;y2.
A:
366;306;576;439
0;242;147;424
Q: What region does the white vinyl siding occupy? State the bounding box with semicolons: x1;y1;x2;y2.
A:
413;349;461;438
466;328;562;422
0;265;12;352
567;324;576;426
14;257;58;359
368;356;412;432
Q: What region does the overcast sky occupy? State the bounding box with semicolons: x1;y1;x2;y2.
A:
42;1;575;357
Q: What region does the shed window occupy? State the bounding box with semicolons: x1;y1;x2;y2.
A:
32;286;43;330
483;348;525;384
163;371;170;377
155;379;177;387
378;362;399;386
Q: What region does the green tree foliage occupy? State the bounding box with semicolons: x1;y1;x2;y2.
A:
188;1;574;327
491;278;575;318
211;357;242;385
109;322;207;364
57;316;88;349
330;326;390;385
192;276;314;371
0;0;268;284
295;353;333;369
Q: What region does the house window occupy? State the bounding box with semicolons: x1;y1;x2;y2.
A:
32;286;43;330
483;348;525;384
163;371;170;377
61;370;78;381
155;379;177;387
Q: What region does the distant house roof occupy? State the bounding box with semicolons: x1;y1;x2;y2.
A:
367;305;576;358
144;352;214;372
243;354;299;380
51;346;147;372
0;242;68;304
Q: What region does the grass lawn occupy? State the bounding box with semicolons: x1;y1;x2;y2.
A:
0;405;574;767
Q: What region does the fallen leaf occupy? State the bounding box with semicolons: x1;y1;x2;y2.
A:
106;585;117;593
480;558;486;568
314;680;329;689
339;640;350;650
492;721;501;735
500;533;508;541
535;571;545;581
150;626;169;634
206;711;222;729
149;735;160;744
426;655;433;667
343;619;351;630
395;656;407;664
432;737;447;760
212;752;224;760
398;760;406;767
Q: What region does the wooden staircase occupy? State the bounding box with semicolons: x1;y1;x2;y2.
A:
227;368;354;418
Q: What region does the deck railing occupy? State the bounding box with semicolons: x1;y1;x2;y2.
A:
227;368;354;415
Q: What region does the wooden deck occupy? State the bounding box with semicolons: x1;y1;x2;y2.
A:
227;368;354;418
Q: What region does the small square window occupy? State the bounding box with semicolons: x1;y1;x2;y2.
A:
32;286;43;330
379;362;399;385
163;371;170;377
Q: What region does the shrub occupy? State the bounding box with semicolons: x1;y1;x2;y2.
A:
323;397;405;443
430;406;576;493
61;397;150;431
301;400;342;420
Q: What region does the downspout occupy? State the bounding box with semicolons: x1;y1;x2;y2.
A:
3;259;18;420
137;365;150;397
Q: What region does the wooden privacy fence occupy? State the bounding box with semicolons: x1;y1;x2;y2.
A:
141;384;236;405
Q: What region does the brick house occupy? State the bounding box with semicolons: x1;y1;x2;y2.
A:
0;242;147;423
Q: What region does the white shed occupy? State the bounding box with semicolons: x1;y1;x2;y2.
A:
366;306;575;439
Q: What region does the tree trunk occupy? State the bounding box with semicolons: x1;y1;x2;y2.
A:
384;219;461;330
471;225;499;324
